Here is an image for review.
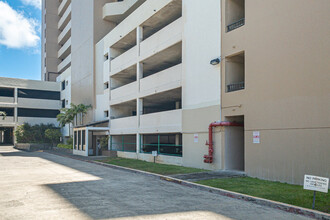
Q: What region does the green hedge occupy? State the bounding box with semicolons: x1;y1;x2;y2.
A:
15;123;59;144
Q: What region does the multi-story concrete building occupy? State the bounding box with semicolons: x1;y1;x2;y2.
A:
0;77;60;144
41;0;330;185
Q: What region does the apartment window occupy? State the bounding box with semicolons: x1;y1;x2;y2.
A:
0;88;14;97
226;0;245;32
62;99;65;108
225;52;245;92
18;89;60;100
61;81;65;90
104;110;109;118
0;108;14;117
18;108;60;118
104;82;109;90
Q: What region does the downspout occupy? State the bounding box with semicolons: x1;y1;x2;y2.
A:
204;121;243;163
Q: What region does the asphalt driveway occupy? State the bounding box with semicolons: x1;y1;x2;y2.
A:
0;146;311;220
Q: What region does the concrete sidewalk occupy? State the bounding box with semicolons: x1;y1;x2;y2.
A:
0;145;314;220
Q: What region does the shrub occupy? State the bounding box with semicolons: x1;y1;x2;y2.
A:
57;143;72;149
15;123;59;144
45;128;62;147
100;136;109;150
66;136;73;146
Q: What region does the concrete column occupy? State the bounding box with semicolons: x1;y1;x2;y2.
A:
136;133;140;155
137;26;143;57
85;129;89;156
175;134;180;146
14;88;18;103
14;108;18;123
175;101;180;109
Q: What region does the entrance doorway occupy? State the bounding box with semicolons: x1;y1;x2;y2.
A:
0;127;14;145
224;116;244;171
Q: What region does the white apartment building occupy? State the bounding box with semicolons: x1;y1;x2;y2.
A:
0;77;61;144
42;0;330;185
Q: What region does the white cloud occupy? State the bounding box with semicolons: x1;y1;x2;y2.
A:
0;1;40;49
21;0;41;9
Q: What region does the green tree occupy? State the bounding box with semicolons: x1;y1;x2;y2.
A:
45;128;61;148
0;111;6;120
57;103;92;127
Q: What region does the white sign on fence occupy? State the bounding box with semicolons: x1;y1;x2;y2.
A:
152;151;158;157
303;175;329;193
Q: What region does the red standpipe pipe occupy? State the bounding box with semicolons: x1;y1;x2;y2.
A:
204;121;244;163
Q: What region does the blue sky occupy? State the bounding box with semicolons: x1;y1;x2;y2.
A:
0;0;41;80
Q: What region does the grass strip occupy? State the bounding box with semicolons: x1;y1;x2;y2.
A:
196;177;330;213
100;157;205;175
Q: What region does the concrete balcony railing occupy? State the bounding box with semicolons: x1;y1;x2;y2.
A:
110;116;138;134
0;97;15;103
110;81;138;105
110;45;137;76
103;60;110;83
1;116;15;124
140;64;182;97
58;54;71;73
58;3;71;30
140;109;182;133
103;0;139;22
58;21;71;45
58;37;71;60
140;17;182;60
58;0;70;17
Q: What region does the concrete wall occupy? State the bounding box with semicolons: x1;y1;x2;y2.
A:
181;0;221;170
221;0;330;185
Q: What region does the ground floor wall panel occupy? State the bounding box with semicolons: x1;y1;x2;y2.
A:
245;128;330;186
117;151;183;166
182;105;221;170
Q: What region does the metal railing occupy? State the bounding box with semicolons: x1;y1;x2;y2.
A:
140;135;182;157
227;18;245;32
227;82;245;92
110;136;136;152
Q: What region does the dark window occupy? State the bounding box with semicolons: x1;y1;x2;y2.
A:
0;88;14;97
104;111;109;118
18;108;60;118
0;108;14;116
61;81;65;90
62;99;65;108
18;89;60;100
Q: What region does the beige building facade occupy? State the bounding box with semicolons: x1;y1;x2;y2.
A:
41;0;330;186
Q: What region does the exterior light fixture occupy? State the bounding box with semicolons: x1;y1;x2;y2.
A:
210;57;221;65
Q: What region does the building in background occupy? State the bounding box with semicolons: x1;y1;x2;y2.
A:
0;77;60;145
41;0;330;186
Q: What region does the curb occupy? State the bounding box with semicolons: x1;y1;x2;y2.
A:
45;151;330;220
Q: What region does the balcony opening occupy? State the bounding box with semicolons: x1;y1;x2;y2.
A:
110;99;136;119
110;135;136;152
0;127;14;145
142;42;182;78
224;116;244;171
0;88;14;98
225;52;245;93
61;99;66;108
226;0;245;32
142;88;181;115
110;64;136;90
110;29;136;60
0;108;14;117
141;133;182;157
141;0;182;40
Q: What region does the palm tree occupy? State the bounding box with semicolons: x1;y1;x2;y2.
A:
0;111;6;120
56;103;91;128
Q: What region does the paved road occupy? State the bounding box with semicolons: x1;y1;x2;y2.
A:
0;146;310;220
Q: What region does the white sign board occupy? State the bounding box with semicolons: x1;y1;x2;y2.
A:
304;175;329;193
253;131;260;144
152;151;158;157
194;134;198;143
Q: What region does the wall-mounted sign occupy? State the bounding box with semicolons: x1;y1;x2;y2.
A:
253;131;260;144
304;175;329;193
194;134;198;143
